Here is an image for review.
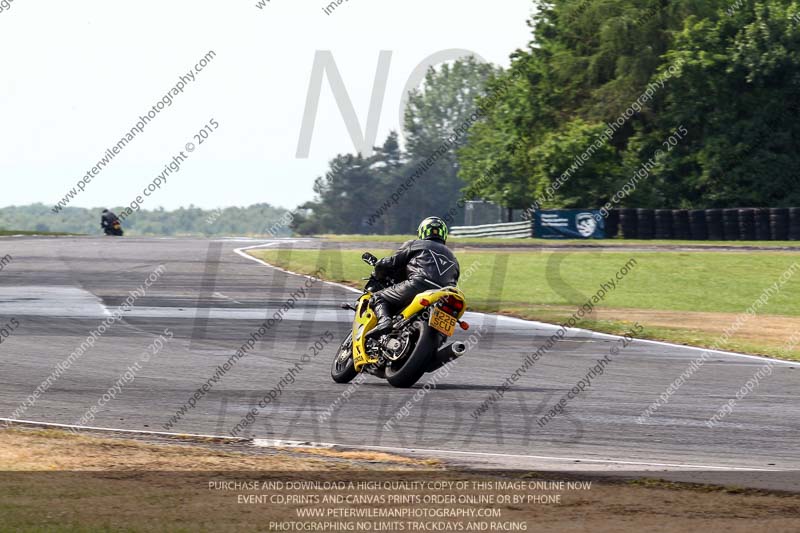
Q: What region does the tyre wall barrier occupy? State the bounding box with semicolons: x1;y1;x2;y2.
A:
738;208;756;241
672;209;690;240
706;209;724;240
770;208;789;240
790;207;800;240
722;208;740;240
637;208;655;239
605;209;620;238
688;209;707;240
654;209;674;239
619;208;638;239
753;208;771;241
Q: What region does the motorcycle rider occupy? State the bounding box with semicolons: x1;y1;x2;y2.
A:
371;216;460;333
100;208;120;235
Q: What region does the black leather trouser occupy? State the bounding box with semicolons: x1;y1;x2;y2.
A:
372;278;430;315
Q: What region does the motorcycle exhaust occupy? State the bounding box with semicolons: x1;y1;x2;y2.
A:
441;341;467;361
427;341;467;372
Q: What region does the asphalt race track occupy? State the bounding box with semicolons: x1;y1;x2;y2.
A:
1;236;798;490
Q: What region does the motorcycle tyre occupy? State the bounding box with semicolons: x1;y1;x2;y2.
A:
385;324;441;388
331;332;358;384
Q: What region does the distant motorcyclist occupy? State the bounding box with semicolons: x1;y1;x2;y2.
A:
371;216;460;333
100;208;121;236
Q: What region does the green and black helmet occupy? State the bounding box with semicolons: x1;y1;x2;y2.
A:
417;216;448;243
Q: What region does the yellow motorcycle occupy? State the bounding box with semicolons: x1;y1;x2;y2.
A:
331;252;469;388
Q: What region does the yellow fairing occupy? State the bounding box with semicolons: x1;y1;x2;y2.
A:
351;286;468;372
352;293;379;371
401;287;467;320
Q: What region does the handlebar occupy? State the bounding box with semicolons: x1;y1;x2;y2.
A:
362;252;378;266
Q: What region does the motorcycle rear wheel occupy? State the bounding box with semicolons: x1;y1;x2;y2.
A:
330;332;358;384
385;324;440;388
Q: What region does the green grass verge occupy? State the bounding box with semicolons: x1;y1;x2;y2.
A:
317;234;800;248
251;248;800;361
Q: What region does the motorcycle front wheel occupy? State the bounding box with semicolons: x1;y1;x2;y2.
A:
330;332;358;384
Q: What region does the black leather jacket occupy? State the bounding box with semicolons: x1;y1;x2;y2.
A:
374;239;460;287
101;211;119;228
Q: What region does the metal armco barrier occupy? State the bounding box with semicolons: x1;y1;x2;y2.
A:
450;220;533;239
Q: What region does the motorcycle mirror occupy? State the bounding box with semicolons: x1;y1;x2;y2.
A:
362;252;378;266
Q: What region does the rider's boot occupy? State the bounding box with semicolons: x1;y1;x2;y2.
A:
372;301;393;334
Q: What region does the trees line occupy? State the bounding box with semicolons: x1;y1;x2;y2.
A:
0;203;290;236
294;0;800;235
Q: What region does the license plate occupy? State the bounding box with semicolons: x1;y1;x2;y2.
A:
429;307;457;336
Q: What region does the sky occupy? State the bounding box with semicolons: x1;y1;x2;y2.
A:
0;0;534;212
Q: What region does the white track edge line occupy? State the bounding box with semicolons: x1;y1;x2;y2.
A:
234;242;360;294
2;418;779;472
233;242;796;365
1;417;247;441
250;440;780;472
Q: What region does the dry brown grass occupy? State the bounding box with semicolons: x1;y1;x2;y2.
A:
2;427;799;532
503;305;800;359
0;428;427;471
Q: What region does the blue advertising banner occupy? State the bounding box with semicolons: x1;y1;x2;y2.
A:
535;210;605;239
